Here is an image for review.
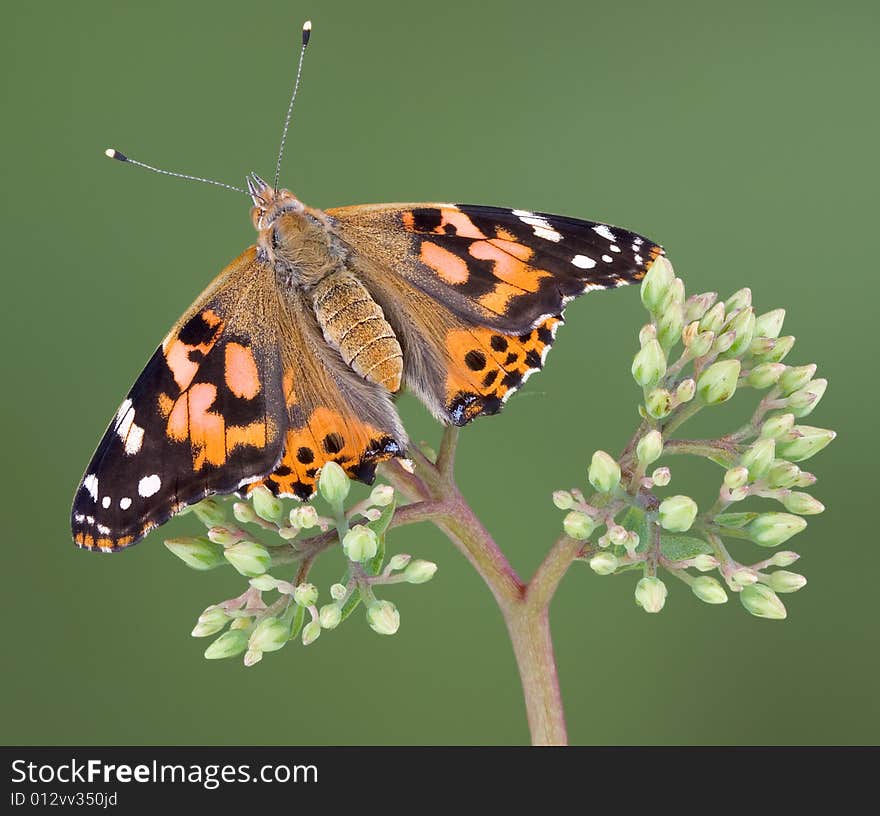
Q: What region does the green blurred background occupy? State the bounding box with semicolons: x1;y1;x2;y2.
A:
2;0;877;745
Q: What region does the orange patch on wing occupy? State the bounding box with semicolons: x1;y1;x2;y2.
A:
478;282;524;314
186;383;225;469
420;241;469;285
403;207;487;239
227;421;268;451
468;240;547;293
163;309;224;391
224;342;261;399
158;392;174;419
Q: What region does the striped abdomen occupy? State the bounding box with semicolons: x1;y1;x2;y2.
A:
312;273;403;392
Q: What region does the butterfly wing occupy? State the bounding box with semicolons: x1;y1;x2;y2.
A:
326;203;664;424
72;247;407;551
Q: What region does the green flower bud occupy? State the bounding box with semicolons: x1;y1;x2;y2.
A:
563;511;596;540
681;320;700;348
673;382;694;408
191;606;231;638
608;524;629;547
692;554;720;572
778;364;817;396
250;484;284;522
639;323;657;347
552;490;574;510
289;505;319;529
645;387;673;419
301;620;322;646
636;430;664;467
767;570;807;593
383;554;409;572
658;495;698;532
342;525;379;562
657;305;684;352
731;568;758;586
207;526;243;546
330;583;347;601
692;576;728;604
767;459;801;488
794;470;817;487
367;600;400;635
776;425;836;462
699;302;725;334
684;291;718;323
761;413;796;439
369;484;395;507
753;308;785;339
712;330;737;355
318;461;350;506
723;466;749;489
204;629;249;659
192;498;226;528
588;451;621;493
293;582;318;607
635;576;668;613
249;617;290;653
403;559;438;584
758;335;795;363
724;288;752;312
724;308;755;357
640;256;675;313
740;584;787;620
243;649;263;667
748;362;786;389
688;331;715;359
631;339;667;388
782;492;825;515
747;336;777;358
319;603;343;629
748;513;807;547
589;552;619;575
164;536;226;571
249;574;277;591
786;379;827;418
740;438;775;479
770;551;800;567
696;359;741;405
224;540;272;576
651;467;671;487
233;502;257;524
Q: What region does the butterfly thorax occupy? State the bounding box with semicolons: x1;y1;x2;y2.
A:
249;177;403;393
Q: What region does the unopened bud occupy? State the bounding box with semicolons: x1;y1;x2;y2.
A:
651;467;671;486
675;378;696;404
753;308;785;339
588;451;621;493
771;551;800;567
636;430;663;467
748;513;807;547
684;292;718;323
249;617;290;652
778;364;817;396
776;425;836;462
731;568;758;586
712;330;737;355
657;305;684;352
329;583;347;601
692;576;728;604
318;461;350;506
293;583;318;607
724;308;755;357
191;606;231;638
319;603;342;629
164;536;226;571
697;359;741;405
645;387;673;419
740;584;787;620
204;629;249;659
369;484;395;507
233;502;257;524
786;379;827;418
700;302;725;334
640;255;675;313
724;288;752;312
761;413;796;439
782;492;824;515
249;574;277;591
552;490;574;510
724;467;749;489
289;505;319;529
366;600;400;635
589;552;619;575
692;554;720;572
639;323;657;346
688;331;715;359
387;553;411;572
767;570;807;593
635;576;668;613
251;484;284;522
658;495;698;532
564;511;596;540
223;540;272;576
403;559;438;584
301;620;321;646
767;459;801;488
631;339;667;388
758;335;795;363
192;498;226;528
207;526;243;547
342;525;379;562
748;362;786;389
740;438;775;479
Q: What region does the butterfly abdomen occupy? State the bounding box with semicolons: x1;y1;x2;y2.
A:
312;273;403;393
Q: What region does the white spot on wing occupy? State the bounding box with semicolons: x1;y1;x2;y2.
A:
602;254;613;263
119;497;132;510
533;226;562;242
102;496;111;509
635;254;644;265
610;244;621;253
138;474;161;498
593;224;616;242
97;524;111;535
572;254;596;269
83;474;99;502
124;424;145;455
116;402;145;455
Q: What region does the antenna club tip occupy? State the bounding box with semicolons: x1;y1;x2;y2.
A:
105;148;127;161
302;20;312;45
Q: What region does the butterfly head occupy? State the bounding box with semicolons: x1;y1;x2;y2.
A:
247;172;304;230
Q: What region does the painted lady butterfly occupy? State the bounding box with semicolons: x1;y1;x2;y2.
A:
72;21;664;552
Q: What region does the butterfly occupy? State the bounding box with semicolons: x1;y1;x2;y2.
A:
71;21;665;552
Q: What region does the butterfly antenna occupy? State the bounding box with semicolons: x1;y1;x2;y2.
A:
103;149;249;196
273;20;312;192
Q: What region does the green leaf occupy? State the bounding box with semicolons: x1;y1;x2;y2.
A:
618;507;649;555
365;498;396;575
338;588;363;623
714;512;759;529
288;603;305;641
660;534;712;561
